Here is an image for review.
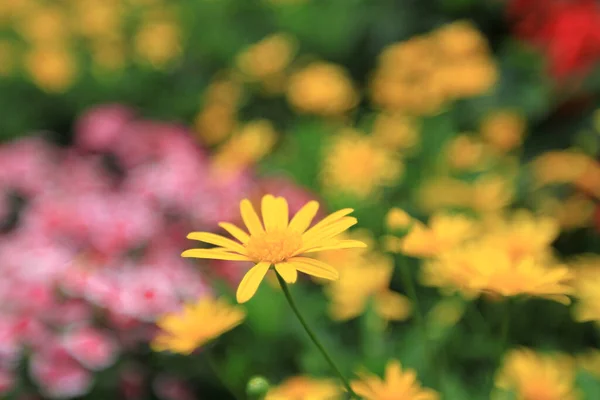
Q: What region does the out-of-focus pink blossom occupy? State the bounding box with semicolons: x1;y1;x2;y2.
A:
63;327;118;370
153;375;196;400
0;137;58;196
0;369;14;395
75;104;135;152
30;344;93;399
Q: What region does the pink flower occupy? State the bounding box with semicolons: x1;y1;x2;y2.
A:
30;343;93;399
63;327;118;370
75;104;135;152
153;375;195;400
0;369;14;395
0;137;58;196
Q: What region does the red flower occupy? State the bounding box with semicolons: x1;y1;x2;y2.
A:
508;0;600;78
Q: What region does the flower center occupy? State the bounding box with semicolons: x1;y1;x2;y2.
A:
245;230;303;264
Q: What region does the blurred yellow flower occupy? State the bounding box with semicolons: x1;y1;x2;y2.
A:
480;110;526;152
372;113;420;151
494;349;577;400
531;150;593;187
265;376;342;400
351;360;439;400
445;134;487;171
236;33;296;81
538;194;595;230
321;130;403;199
135;20;181;67
287;61;358;116
426;297;466;331
17;6;68;44
422;242;572;304
211;119;277;177
470;175;514;214
313;229;373;278
194;76;243;145
572;257;600;324
371;21;496;115
91;38;126;72
25;46;77;92
72;0;121;39
182;195;366;303
396;213;477;258
152;297;245;355
482;210;559;263
327;253;411;322
385;208;413;230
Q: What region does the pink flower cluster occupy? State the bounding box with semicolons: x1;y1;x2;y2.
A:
0;104;286;399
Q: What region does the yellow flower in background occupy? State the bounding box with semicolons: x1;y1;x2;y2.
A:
494;349;577;400
287;61;358;116
482;210;559;263
371;21;496;115
470;175;514;214
313;229;374;278
265;376;342;400
396;213;477;258
327;253;411;322
531;150;593;187
211;119;277;177
16;5;68;45
152;297;245;355
25;46;77;93
135;20;181;67
194;75;242;145
434;20;488;59
426;297;466;332
372;113;420;151
445;134;487;171
571;256;600;324
385;208;413;230
182;195;366;303
480;110;526;152
537;194;595;231
72;0;121;40
351;360;439;400
321;130;403;199
236;33;296;81
422;241;572;304
91;38;126;73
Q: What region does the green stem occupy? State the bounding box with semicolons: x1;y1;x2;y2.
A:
500;301;511;353
397;256;437;384
275;272;359;399
205;351;242;400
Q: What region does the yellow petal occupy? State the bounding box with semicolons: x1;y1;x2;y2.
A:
275;263;298;283
302;240;367;253
240;199;265;236
300;217;358;251
182;249;250;261
236;262;270;303
219;222;250;244
273;197;289;230
303;208;353;236
261;194;277;232
186;232;247;254
288;257;339;280
289;200;319;233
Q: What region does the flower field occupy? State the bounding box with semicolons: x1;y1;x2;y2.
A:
1;0;600;399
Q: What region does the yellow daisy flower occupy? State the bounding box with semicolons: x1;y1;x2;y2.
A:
351;360;439;400
152;297;245;355
182;195;366;303
327;254;411;322
265;376;342;400
494;348;577;400
396;213;478;258
421;243;573;304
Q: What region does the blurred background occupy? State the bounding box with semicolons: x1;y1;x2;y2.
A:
0;0;600;399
